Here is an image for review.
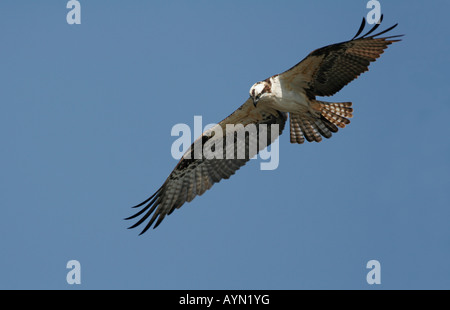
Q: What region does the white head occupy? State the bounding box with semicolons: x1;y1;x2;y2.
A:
249;80;271;106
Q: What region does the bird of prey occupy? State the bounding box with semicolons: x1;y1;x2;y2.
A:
126;16;402;234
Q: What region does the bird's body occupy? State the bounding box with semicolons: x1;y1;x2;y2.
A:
253;77;312;114
126;16;402;234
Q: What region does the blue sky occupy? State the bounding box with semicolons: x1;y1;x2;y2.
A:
1;1;449;289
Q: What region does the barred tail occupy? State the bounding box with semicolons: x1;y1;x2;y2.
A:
289;100;353;144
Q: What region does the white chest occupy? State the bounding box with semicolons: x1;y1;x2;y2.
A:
261;76;310;113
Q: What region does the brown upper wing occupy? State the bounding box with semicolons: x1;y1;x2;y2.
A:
126;98;287;235
279;16;402;98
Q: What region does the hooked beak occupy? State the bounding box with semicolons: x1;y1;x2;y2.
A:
252;98;259;107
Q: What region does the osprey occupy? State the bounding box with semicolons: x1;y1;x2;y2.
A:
127;16;402;234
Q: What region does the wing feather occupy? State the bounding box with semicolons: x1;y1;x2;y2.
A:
127;98;287;234
279;15;402;98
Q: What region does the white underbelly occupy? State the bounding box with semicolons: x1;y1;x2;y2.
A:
261;93;310;113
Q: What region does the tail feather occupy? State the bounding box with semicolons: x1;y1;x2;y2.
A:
314;118;333;139
289;100;353;144
289;113;305;144
319;101;353;128
303;118;322;142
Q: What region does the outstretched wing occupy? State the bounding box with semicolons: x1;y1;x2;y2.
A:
279;15;403;98
126;98;286;234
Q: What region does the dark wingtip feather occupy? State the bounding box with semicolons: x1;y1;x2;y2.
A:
138;222;153;235
383;34;405;43
360;14;383;38
351;17;366;40
128;221;143;230
124;207;146;220
131;187;162;208
135;210;162;235
352;14;401;42
125;194;160;220
370;23;399;38
153;215;166;229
